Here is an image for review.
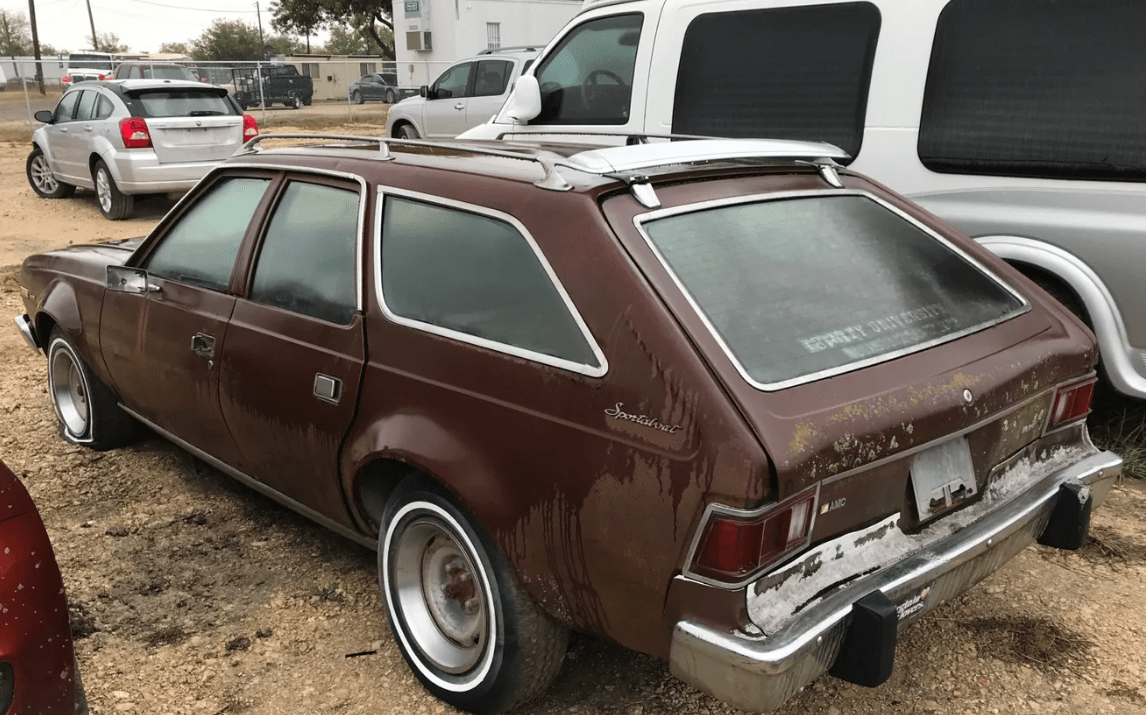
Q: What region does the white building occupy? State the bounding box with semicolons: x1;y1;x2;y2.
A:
392;0;580;87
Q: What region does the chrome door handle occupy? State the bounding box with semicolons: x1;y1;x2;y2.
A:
454;102;464;110
59;127;69;133
313;374;342;404
191;332;215;359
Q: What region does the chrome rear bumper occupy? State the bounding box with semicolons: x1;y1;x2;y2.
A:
669;448;1121;712
14;314;39;351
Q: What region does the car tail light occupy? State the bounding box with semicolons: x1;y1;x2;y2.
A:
243;114;259;139
692;490;817;582
98;73;109;80
1047;378;1096;431
119;117;152;148
62;75;72;83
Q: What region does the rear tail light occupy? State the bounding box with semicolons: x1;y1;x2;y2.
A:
242;114;258;140
119;117;152;149
62;75;72;83
1047;378;1096;431
691;490;817;582
97;73;108;80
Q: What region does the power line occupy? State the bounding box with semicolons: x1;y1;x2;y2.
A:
116;0;256;13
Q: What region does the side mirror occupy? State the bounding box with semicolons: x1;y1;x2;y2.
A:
107;266;161;294
34;110;54;123
419;85;428;98
503;74;541;123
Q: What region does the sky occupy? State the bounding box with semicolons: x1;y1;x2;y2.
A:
2;0;332;55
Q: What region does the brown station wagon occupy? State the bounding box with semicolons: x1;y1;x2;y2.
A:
13;134;1122;713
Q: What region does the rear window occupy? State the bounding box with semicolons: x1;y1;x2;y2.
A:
126;89;236;117
640;194;1025;388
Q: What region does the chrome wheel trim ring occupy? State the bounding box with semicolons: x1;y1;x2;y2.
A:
95;169;112;212
383;501;497;690
31;155;58;193
48;340;91;439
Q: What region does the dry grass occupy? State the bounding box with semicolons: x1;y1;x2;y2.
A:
1088;387;1146;480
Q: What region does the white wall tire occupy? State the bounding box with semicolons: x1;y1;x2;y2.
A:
46;329;138;450
379;477;567;713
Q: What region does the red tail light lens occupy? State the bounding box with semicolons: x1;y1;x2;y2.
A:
242;114;259;140
62;75;72;83
119;117;152;148
1047;378;1096;431
97;73;108;80
692;491;817;581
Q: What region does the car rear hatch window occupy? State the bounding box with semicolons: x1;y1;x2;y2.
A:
638;193;1026;389
124;87;242;164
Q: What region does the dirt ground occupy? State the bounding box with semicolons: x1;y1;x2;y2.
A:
1;130;1144;715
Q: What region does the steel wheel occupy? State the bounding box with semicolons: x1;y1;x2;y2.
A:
49;340;91;439
95;168;112;213
30;153;58;194
390;508;492;677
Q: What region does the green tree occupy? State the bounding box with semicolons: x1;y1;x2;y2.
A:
324;23;389;55
271;0;393;58
157;41;192;55
89;32;129;53
0;9;31;58
267;33;306;56
193;19;263;61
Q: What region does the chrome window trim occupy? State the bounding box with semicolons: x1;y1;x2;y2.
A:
632;189;1031;392
373;185;609;378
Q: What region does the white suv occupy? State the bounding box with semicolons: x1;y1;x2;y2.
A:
385;48;537;140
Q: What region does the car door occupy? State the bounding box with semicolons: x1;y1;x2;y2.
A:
423;61;474;138
218;174;365;521
69;89;101;166
43;90;83;181
466;59;514;130
365;75;383;100
99;173;275;470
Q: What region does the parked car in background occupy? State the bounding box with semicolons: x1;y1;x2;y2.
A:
26;79;258;220
0;458;87;714
15;133;1120;713
113;63;202;82
61;50;115;85
232;65;314;109
466;0;1146;402
194;65;240;96
386;47;538;139
348;71;400;104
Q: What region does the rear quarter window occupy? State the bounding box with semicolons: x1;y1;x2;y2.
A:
639;193;1025;388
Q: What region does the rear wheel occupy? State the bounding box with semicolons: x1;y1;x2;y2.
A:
26;146;75;198
351;90;364;105
385;88;397;104
380;476;567;713
47;328;138;449
93;159;133;220
288;92;302;109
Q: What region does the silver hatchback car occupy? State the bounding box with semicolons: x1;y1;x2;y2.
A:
26;79;257;220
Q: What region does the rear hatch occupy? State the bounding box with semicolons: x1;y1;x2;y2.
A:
125;86;244;164
604;171;1096;542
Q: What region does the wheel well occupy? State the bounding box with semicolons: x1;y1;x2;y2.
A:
88;153;103;176
353;458;421;534
34;313;58;353
390;120;411;137
1011;261;1092;328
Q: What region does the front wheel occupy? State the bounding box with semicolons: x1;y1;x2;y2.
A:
26;146;75;199
93;159;133;220
288;93;302;109
385;89;397;104
396;123;420;140
47;328;138;450
380;476;567;713
351;90;363;105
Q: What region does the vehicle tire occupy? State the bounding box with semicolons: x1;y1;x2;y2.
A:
302;94;313;106
385;88;397;104
380;475;568;714
351;90;364;105
288;93;302;109
92;159;133;220
26;146;76;199
396;123;420;140
46;328;139;450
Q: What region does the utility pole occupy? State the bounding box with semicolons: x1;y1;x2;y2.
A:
85;0;98;49
26;0;45;93
255;1;265;48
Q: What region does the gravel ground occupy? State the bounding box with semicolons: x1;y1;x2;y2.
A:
1;132;1144;715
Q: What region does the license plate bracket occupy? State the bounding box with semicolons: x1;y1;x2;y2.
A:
911;437;977;520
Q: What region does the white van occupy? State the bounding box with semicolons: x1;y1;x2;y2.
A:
462;0;1146;400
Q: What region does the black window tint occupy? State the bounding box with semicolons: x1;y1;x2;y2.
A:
249;182;359;324
127;90;236;117
474;60;512;97
54;91;80;122
145;178;269;291
532;14;642;125
673;3;879;160
95;95;114;119
433;62;473;99
75;90;97;121
919;0;1146;181
381;197;598;367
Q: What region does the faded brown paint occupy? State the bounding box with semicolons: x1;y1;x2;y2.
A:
18;142;1099;665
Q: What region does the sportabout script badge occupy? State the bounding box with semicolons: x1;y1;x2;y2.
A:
604;403;682;433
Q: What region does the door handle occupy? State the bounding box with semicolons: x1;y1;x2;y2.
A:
59;127;69;133
454;102;464;110
191;332;215;359
313;374;342;404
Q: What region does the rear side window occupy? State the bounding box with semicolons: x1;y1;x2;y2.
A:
145;177;270;291
919;0;1146;181
95;95;114;119
249;181;359;325
474;60;513;97
75;90;98;121
532;14;642;125
380;196;601;371
673;3;880;160
640;195;1024;388
127;90;236;117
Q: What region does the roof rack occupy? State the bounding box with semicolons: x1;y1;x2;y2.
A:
238;133;850;199
476;45;541;54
